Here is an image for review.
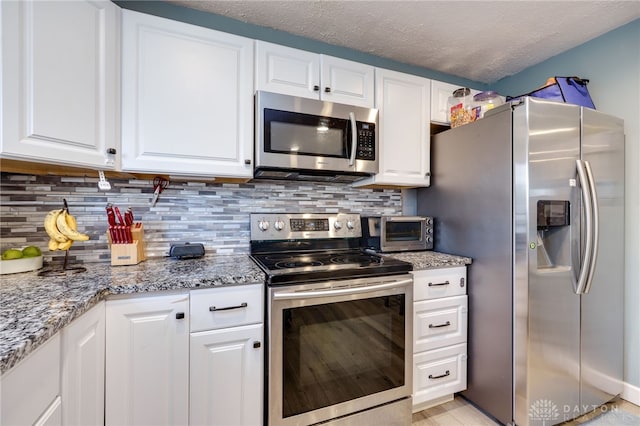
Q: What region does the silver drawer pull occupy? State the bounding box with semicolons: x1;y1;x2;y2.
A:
429;321;451;328
428;281;450;287
209;302;248;312
429;370;450;380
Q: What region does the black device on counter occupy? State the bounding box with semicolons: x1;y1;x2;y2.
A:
360;216;433;252
169;243;205;259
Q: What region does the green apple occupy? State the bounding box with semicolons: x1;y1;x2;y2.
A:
2;249;24;260
22;246;42;258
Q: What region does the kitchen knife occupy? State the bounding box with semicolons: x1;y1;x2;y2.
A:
106;204;116;226
124;208;134;226
114;206;124;226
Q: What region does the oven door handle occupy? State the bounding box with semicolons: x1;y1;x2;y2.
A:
272;278;412;300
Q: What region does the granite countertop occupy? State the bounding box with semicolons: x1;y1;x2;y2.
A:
0;255;264;374
0;250;470;375
385;251;472;270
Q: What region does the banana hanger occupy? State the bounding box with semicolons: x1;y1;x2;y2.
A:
39;199;86;276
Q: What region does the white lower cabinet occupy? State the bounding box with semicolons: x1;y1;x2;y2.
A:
0;333;61;426
412;266;468;411
61;301;106;426
105;293;190;426
189;284;264;426
190;324;263;426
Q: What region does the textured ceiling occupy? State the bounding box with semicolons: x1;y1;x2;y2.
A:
169;0;640;83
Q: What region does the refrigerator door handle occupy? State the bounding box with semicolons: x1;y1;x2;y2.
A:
582;160;599;294
575;159;594;295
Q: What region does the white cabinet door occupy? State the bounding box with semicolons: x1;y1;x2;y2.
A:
121;10;254;178
106;294;189;426
61;302;105;426
0;333;61;426
255;41;320;100
320;55;374;107
430;80;460;125
1;0;120;169
34;396;62;426
190;323;263;426
255;41;374;107
431;80;482;125
354;68;430;188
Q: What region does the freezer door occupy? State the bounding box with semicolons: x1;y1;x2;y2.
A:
579;108;624;409
514;98;581;426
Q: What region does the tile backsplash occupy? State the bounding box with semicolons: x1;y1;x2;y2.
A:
0;172;402;264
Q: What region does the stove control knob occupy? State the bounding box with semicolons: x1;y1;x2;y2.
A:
274;220;285;231
346;220;355;230
334;221;343;230
258;220;270;231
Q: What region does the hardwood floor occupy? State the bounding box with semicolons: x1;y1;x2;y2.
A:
412;397;499;426
412;396;640;425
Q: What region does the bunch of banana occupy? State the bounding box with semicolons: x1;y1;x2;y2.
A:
44;209;89;251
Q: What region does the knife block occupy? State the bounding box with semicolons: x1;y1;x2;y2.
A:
108;224;147;266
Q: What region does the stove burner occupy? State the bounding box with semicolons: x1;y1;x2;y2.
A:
275;260;324;269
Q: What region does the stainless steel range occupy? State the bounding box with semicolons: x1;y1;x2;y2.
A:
250;213;413;426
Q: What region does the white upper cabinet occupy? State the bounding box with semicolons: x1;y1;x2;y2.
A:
354;68;431;188
431;80;481;125
431;80;460;125
255;41;375;108
121;10;254;178
0;0;120;169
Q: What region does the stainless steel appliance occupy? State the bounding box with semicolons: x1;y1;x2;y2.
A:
249;213;413;426
360;216;434;252
417;97;624;426
254;91;378;182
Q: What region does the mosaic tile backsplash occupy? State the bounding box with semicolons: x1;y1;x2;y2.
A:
0;172;402;264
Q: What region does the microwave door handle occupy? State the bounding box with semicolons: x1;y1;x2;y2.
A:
348;112;357;166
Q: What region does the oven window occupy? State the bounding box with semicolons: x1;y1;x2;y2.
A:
385;222;422;242
282;295;405;418
265;109;348;157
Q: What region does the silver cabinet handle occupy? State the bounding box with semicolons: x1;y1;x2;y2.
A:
428;281;450;287
348;112;357;167
429;321;451;328
583;160;599;294
209;302;247;312
575;160;594;295
429;370;450;380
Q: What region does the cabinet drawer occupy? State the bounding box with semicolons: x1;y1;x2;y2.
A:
412;267;466;301
413;343;467;406
414;295;467;352
190;284;263;332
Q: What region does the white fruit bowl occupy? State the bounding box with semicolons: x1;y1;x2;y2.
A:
0;255;44;275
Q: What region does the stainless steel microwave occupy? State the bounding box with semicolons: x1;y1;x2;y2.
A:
361;216;434;252
254;91;378;182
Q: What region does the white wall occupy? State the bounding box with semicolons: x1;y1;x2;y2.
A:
494;19;640;402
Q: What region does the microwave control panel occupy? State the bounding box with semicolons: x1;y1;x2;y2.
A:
355;122;375;160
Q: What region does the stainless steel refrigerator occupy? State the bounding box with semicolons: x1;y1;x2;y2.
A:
417;97;624;426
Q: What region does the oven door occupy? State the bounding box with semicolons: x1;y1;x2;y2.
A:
268;274;413;426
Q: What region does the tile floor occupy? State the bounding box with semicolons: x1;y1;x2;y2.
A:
412;396;640;425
